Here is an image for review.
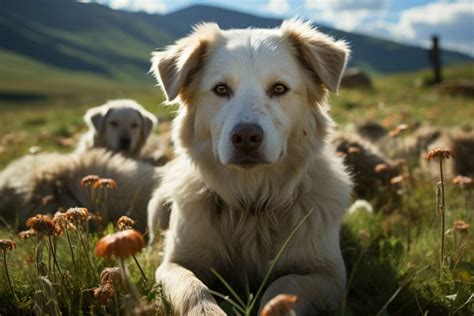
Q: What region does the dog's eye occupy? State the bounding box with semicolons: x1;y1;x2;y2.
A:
109;121;118;127
271;83;289;96
213;84;231;97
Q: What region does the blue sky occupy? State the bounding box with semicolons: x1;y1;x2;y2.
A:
81;0;474;56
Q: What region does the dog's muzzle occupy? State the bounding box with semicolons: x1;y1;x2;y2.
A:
229;123;266;168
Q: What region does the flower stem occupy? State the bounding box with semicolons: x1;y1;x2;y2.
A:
132;255;147;282
438;158;446;279
65;227;77;274
2;250;17;303
77;230;94;276
48;236;63;278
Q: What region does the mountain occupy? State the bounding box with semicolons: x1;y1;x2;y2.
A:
0;0;471;83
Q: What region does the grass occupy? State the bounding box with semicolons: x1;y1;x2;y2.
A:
0;63;473;314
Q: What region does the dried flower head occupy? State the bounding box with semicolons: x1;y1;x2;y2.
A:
93;178;117;190
18;229;36;240
0;239;16;251
374;163;389;174
454;220;470;234
95;229;144;259
26;214;56;237
80;175;99;187
53;211;74;234
100;267;122;286
117;216;136;231
93;282;115;305
261;294;298;316
390;175;406;185
425;147;455;161
65;207;89;227
452;175;473;187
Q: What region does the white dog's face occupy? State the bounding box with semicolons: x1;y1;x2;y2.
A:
152;20;348;170
85;99;157;155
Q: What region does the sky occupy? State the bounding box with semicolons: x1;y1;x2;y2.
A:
80;0;474;56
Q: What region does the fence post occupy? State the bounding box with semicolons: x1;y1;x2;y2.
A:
429;36;442;84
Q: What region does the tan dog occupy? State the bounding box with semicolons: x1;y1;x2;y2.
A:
77;99;157;157
149;19;352;315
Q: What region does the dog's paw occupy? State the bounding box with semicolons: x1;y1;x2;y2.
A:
186;300;226;316
260;294;298;316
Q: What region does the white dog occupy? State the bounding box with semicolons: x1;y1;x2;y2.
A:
77;99;157;157
149;19;352;315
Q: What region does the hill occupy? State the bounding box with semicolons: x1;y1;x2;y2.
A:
0;0;472;84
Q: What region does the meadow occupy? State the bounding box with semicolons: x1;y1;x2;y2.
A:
0;61;473;315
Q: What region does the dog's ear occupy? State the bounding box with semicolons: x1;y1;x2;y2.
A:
84;105;109;134
282;19;350;93
150;23;221;102
140;109;158;139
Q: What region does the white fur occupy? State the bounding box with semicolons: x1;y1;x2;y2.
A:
149;19;352;315
77;99;157;157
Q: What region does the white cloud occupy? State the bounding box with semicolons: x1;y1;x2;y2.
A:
304;0;389;31
266;0;290;15
108;0;167;14
361;1;474;56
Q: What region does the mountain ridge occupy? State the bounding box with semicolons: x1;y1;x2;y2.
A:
0;0;471;83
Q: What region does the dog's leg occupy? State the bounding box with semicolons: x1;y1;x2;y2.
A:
156;263;226;315
258;269;345;315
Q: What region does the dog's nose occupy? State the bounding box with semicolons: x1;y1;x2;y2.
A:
231;123;264;153
120;138;131;149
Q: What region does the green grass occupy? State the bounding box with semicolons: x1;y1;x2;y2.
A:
0;63;473;314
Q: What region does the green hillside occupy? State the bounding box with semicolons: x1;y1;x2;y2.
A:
0;0;471;83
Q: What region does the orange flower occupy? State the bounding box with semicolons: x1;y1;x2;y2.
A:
26;214;56;237
65;207;89;227
93;178;118;190
261;294;298;316
425;147;455;161
80;175;100;187
0;239;16;251
95;229;144;259
93;282;115;305
53;211;74;235
117;216;136;231
452;175;473;187
100;267;122;286
18;229;36;240
454;220;470;234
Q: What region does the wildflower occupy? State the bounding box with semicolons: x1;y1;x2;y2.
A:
348;200;374;214
261;294;298;316
0;239;16;251
100;267;122;286
53;211;74;235
93;281;116;305
95;229;144;259
390;175;405;185
65;207;89;227
26;214;56;237
452;175;473;187
454;220;470;234
425;147;455;161
80;175;99;187
374;163;389;174
117;216;136;231
18;229;36;240
93;178;118;190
